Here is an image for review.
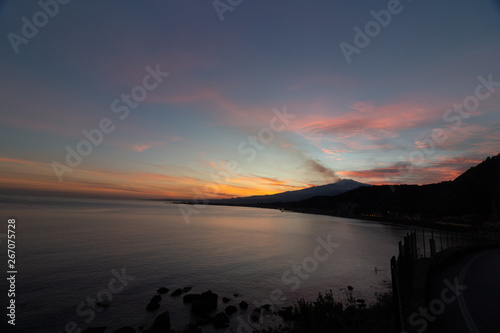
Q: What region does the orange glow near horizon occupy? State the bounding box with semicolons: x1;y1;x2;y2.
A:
0;153;491;199
0;157;311;199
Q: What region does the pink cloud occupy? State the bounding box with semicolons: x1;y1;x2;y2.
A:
321;148;341;156
127;140;174;152
131;144;155;152
301;102;432;140
148;85;298;130
0;157;50;168
338;156;484;185
117;136;182;152
349;101;374;113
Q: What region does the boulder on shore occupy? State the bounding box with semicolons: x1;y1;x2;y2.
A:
157;287;169;294
96;300;111;307
171;288;183;296
184;322;202;333
250;308;261;322
183;293;202;303
191;290;218;314
150;295;161;303
239;301;249;310
212;312;230;328
146;294;162;311
144;311;171;333
82;328;106;333
195;314;213;327
225;305;237;315
261;303;272;312
114;327;135;333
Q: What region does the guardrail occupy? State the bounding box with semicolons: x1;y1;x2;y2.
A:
390;227;500;332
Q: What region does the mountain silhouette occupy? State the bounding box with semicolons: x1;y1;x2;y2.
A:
275;154;500;225
211;179;369;204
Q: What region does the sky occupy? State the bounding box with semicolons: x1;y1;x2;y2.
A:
0;0;499;199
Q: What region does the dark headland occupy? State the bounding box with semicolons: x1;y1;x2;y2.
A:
204;154;500;230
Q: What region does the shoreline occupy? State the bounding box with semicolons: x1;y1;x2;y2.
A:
176;201;499;233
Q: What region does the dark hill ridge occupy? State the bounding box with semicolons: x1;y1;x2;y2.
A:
210;179;369;204
439;155;500;217
275;154;500;225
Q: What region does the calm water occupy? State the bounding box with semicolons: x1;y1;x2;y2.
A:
0;195;414;332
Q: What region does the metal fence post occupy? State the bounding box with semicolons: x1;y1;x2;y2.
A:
422;229;426;257
439;229;443;251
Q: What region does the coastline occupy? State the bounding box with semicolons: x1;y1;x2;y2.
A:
177;201;497;233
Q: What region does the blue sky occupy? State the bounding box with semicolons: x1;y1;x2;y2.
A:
0;0;499;198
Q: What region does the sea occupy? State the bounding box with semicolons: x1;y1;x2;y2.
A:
0;195;416;332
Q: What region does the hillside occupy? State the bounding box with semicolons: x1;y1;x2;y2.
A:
211;179;369;204
277;155;500;225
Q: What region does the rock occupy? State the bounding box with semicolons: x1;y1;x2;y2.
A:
347;285;354;291
183;286;192;293
239;301;249;310
114;327;135;333
82;328;106;333
171;288;183;296
146;294;162;311
147;311;171;333
222;297;231;303
233;293;241;297
96;300;111;307
195;314;213;326
191;290;218;314
212;312;230;328
250;309;261;322
191;299;207;314
261;303;273;314
157;287;169;294
203;290;218;304
146;302;160;311
183;293;201;303
150;295;162;303
225;305;237;315
184;323;202;333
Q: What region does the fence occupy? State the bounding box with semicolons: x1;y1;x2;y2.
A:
390;227;500;332
423;228;500;257
390;231;417;333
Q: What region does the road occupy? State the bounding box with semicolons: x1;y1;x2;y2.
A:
428;248;500;333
